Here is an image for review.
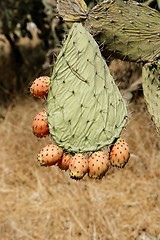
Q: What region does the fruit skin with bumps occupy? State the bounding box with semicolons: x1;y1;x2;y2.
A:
37;144;63;166
32;111;49;138
88;151;110;179
58;153;72;171
30;76;50;99
69;154;89;180
109;138;130;168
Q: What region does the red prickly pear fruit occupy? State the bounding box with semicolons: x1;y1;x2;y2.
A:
37;144;63;166
69;153;89;180
109;138;130;168
32;111;49;138
30;76;50;99
58;153;72;171
88;151;110;179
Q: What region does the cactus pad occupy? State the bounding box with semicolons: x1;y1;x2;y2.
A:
142;60;160;135
57;0;88;22
57;0;160;62
47;23;127;152
86;0;160;62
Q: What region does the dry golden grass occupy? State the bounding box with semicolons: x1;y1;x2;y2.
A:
0;95;160;240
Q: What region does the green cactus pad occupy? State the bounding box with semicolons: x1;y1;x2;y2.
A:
142;60;160;135
86;0;160;62
47;23;127;152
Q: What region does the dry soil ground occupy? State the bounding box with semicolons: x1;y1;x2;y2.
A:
0;35;160;240
0;91;160;240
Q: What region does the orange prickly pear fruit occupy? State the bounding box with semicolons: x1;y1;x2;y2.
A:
109;138;130;168
88;151;110;179
37;144;63;166
30;76;50;99
58;153;72;171
32;111;49;138
69;153;89;180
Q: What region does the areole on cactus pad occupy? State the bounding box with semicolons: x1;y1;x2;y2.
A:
47;23;127;153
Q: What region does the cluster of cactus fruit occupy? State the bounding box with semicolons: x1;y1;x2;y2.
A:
30;22;130;180
31;78;130;180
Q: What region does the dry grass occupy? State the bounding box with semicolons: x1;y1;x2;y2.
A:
0;95;160;240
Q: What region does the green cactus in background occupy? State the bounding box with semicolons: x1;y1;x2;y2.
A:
57;0;160;136
142;60;160;135
47;23;127;152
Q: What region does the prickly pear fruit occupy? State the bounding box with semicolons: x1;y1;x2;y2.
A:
88;151;110;179
58;153;72;171
30;76;50;99
69;154;89;180
37;144;63;166
109;138;130;168
32;111;49;138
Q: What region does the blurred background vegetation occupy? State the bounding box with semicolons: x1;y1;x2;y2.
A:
0;0;159;103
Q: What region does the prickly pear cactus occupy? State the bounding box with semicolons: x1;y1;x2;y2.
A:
47;23;127;153
142;60;160;135
86;0;160;62
57;0;160;62
57;0;88;22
